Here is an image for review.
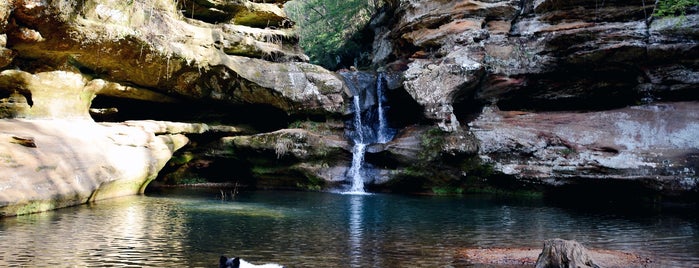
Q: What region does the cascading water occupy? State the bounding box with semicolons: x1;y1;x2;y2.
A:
376;72;389;143
347;96;367;194
341;72;394;194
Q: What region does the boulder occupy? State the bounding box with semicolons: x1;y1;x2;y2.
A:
207;126;352;189
402;48;484;129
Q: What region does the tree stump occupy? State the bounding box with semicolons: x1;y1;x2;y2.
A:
535;239;601;268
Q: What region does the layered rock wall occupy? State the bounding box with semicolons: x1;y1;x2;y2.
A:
2;0;346;114
365;0;698;197
1;0;696;208
376;0;697;115
0;0;349;215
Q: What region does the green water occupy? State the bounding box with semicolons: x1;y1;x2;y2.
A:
0;189;697;267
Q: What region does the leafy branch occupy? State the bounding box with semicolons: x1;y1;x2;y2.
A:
653;0;698;17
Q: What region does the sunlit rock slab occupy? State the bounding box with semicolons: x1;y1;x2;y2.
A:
0;119;189;216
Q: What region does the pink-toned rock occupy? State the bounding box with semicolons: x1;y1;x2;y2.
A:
468;102;699;194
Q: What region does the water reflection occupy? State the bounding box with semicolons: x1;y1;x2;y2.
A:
0;190;697;267
0;196;191;266
348;195;363;268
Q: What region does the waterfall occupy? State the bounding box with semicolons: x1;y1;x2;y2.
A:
352;96;365;143
347;143;366;193
347;96;366;194
376;72;389;143
341;71;394;194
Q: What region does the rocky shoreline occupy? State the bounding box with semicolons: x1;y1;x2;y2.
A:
458;245;653;267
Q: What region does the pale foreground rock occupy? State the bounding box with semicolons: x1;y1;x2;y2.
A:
0;119;189;216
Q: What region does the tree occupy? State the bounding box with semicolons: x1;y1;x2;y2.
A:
285;0;386;70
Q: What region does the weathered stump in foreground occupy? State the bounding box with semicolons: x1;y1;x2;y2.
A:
535;239;601;268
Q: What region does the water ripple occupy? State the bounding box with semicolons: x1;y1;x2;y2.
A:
0;190;697;267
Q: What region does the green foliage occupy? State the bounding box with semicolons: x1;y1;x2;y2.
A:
288;120;304;128
418;127;446;163
169;152;194;165
654;0;699;17
179;176;208;185
296;175;325;191
285;0;386;69
558;148;576;157
431;186;464;195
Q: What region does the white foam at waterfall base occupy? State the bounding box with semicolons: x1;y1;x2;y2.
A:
345;143;368;195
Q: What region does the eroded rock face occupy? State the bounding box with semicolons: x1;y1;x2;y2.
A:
376;0;698;114
368;0;698;197
3;0;346;115
0;0;349;215
470;102;699;195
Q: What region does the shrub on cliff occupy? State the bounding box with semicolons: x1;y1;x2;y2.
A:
654;0;699;17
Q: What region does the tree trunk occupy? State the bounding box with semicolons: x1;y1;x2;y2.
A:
535;239;601;268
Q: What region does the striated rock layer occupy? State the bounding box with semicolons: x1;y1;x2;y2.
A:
363;0;698;197
470;102;699;196
0;0;349;215
0;0;697;209
2;0;346;114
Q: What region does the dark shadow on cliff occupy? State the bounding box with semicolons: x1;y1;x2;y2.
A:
90;96;289;132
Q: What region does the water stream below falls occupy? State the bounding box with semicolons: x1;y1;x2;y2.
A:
1;189;697;267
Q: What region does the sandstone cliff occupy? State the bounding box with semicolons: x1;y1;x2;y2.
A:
1;0;697;215
363;0;698;198
0;0;349;216
189;0;698;200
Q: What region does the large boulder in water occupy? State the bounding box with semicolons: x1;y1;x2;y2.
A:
200;125;352;189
